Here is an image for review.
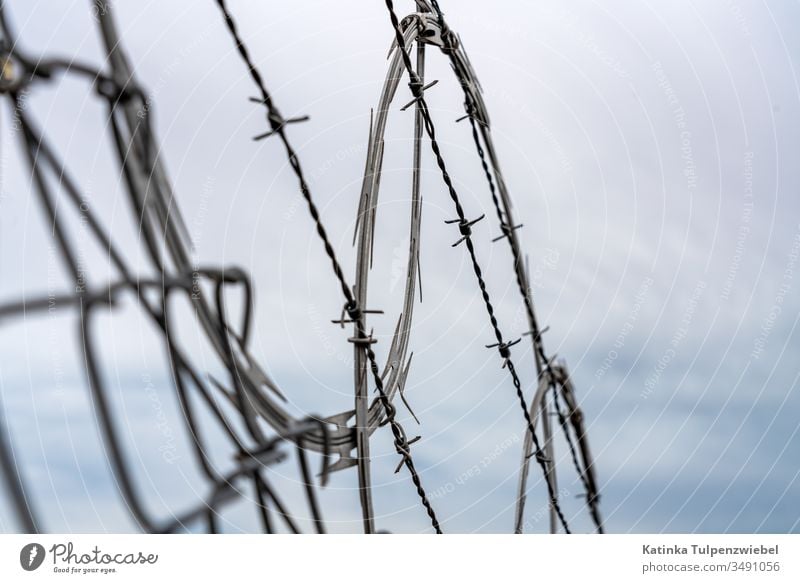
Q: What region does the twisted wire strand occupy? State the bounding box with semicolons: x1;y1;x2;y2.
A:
464;105;603;532
431;0;603;532
0;0;326;534
0;0;602;535
441;0;603;527
213;0;441;533
382;0;570;533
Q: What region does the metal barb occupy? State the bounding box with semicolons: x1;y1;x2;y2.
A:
393;436;422;473
445;213;485;247
332;303;384;328
252;111;310;141
492;222;524;243
400;79;438;111
522;325;550;342
485;337;521;366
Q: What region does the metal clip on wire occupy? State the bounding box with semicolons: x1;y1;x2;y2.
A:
394;435;422;474
348;331;378;346
445;213;484;247
345;303;379;345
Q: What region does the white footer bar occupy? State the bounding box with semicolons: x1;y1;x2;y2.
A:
1;534;797;582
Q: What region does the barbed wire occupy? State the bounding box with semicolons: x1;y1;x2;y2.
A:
212;0;442;534
0;0;604;535
0;0;329;534
381;0;572;533
454;48;604;534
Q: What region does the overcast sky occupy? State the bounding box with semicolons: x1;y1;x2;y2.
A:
0;0;798;533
